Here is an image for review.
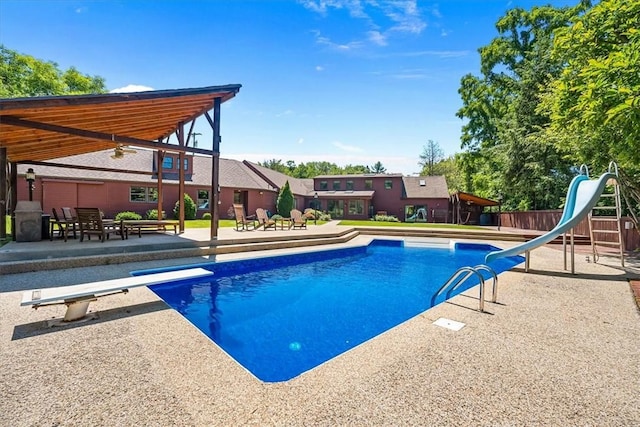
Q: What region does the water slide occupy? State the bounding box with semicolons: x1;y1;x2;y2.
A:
485;167;617;264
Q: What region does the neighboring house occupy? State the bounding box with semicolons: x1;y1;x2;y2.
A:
16;149;450;222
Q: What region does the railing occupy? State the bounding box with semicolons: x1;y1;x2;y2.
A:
431;264;498;313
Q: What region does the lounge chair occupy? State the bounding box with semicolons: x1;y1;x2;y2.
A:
50;208;77;241
75;207;126;242
255;208;277;230
233;204;258;231
290;209;308;230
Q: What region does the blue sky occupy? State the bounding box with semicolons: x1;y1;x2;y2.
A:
1;0;577;175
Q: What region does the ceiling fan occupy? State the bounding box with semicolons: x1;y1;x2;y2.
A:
111;144;137;159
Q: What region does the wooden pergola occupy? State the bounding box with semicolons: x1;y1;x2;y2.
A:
0;84;242;240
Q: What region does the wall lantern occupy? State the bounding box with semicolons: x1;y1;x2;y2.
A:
25;168;36;201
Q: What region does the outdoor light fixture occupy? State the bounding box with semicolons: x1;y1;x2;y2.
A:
25;168;36;201
314;192;319;225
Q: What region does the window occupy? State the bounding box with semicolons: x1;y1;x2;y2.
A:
162;156;174;169
365;179;373;190
183;158;189;170
130;186;157;202
320;181;328;190
346;180;354;191
327;200;344;218
333;180;341;190
233;192;242;204
197;189;209;209
348;200;364;215
384;180;393;190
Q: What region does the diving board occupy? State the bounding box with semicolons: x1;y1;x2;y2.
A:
21;267;213;321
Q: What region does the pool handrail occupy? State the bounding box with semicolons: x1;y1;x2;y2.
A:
431;266;487;313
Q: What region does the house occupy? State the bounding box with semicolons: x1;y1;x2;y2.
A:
16;148;450;222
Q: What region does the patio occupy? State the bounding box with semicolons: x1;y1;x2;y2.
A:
0;224;639;425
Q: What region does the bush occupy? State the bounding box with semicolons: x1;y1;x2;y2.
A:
173;193;197;220
374;214;399;222
115;211;141;221
318;212;332;221
202;212;212;220
145;209;166;220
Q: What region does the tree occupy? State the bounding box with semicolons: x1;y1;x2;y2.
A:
418;140;444;176
545;0;640;223
432;155;464;193
276;181;294;217
258;159;288;174
0;45;107;97
370;161;386;174
456;3;587;209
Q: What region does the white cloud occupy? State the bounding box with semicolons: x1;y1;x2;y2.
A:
109;84;154;93
332;141;363;153
315;65;324;71
367;30;387;46
276;109;294;117
297;138;305;144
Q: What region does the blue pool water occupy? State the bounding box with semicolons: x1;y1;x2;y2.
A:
141;240;523;382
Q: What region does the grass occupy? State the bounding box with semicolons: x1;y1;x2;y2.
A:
338;220;485;230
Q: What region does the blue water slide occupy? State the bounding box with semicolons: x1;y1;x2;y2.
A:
485;170;617;264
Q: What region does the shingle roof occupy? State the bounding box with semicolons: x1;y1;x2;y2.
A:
402;176;449;198
243;161;314;196
20;149;274;191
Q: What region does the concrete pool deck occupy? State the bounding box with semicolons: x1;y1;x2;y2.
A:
1;229;639;425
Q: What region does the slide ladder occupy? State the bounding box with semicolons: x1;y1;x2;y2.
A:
588;170;625;267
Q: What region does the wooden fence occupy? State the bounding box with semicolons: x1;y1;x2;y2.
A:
500;210;639;251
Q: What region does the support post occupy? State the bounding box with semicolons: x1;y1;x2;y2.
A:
210;98;222;241
525;250;530;273
570;228;575;275
177;125;185;233
0;148;6;240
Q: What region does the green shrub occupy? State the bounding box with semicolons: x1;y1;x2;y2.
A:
173;193;197;220
374;214;399;222
318;212;332;221
276;181;294;217
145;209;166;220
202;212;212;220
115;211;142;221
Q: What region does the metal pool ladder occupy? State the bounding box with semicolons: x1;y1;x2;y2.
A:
431;265;498;313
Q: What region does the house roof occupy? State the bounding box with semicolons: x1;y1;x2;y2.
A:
19;149;273;191
243;161;314;196
0;85;241;162
402;176;449;199
314;190;375;199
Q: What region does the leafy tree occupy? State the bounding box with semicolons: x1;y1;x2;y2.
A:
456;3;587;209
370;161;386;174
545;0;640;223
276;181;294;217
418;140;444;176
0;45;106;97
258;159;288;174
432;155;465;194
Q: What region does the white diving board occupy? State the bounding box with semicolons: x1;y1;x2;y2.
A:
21;267;213;322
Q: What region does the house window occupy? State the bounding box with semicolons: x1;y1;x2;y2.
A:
348;200;364;215
320;181;328;190
183;158;189;170
162;156;174;169
384;180;393;190
333;180;341;190
365;179;373;190
346;180;354;191
130;186;157;202
327;199;344;218
197;189;209;209
233;192;242;204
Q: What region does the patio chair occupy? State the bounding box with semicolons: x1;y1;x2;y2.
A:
50;208;77;242
290;209;307;230
233;204;258;231
255;208;277;230
75;207;126;242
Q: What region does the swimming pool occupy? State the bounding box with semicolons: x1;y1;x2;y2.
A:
141;239;523;382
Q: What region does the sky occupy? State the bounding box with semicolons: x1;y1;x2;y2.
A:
1;0;578;175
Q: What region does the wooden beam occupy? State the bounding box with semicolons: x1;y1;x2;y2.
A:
21;160;155;175
1;116;215;156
